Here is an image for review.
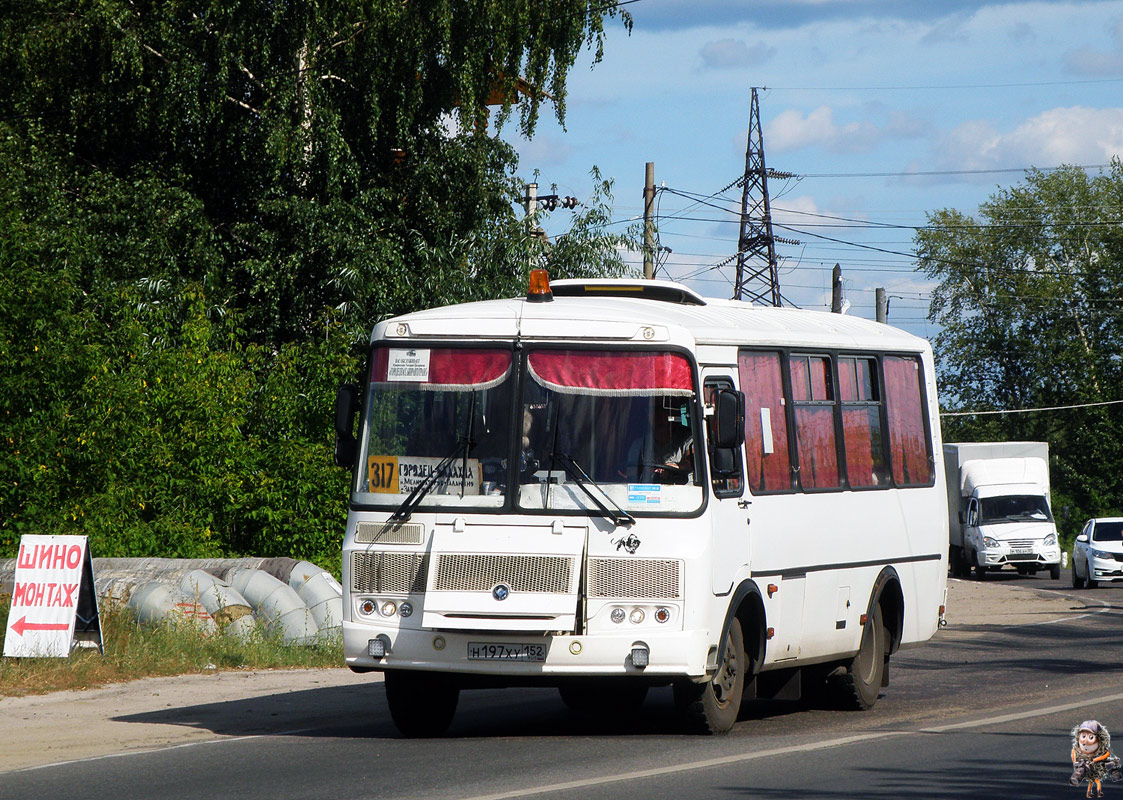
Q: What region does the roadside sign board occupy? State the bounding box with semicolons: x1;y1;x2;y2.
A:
4;535;102;658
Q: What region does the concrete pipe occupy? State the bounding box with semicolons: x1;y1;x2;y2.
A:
226;567;319;645
128;580;217;634
287;561;343;635
180;570;256;640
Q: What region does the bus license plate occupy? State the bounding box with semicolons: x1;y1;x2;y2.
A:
467;642;546;662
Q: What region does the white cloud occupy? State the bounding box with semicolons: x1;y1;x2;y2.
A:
766;106;882;154
699;38;776;69
1063;17;1123;75
934;106;1123;172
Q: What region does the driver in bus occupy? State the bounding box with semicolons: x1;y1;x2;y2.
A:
625;404;693;485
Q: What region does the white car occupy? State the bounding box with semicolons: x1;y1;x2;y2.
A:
1072;517;1123;588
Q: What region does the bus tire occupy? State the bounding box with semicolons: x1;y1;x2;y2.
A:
675;617;745;734
384;670;459;738
559;680;648;713
833;604;886;711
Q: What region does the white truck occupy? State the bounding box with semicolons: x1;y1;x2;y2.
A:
944;442;1061;580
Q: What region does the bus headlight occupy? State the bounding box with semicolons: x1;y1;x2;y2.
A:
380;601;398;617
1044;533;1057;547
629;608;645;625
983;536;1000;549
610;608;626;624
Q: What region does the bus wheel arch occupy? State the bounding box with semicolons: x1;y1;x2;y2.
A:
721;580;766;674
830;567;901;710
675;581;764;734
869;566;904;657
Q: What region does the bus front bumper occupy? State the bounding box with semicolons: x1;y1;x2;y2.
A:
343;622;713;679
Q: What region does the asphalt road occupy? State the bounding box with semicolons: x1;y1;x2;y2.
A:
3;573;1123;800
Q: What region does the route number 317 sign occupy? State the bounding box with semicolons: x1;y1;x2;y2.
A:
4;535;102;658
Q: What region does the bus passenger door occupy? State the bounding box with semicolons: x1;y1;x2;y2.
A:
703;373;750;595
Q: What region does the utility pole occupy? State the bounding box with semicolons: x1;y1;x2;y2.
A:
643;162;655;280
876;288;888;324
524;182;538;272
734;88;794;305
831;264;843;313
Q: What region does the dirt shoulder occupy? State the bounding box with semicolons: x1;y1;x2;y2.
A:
942;575;1089;627
0;578;1093;774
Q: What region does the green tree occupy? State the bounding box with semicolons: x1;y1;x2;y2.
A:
0;2;635;562
916;163;1123;535
0;0;633;345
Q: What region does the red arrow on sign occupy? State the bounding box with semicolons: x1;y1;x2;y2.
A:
8;616;69;637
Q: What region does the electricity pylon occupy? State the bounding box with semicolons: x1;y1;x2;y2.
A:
733;88;792;305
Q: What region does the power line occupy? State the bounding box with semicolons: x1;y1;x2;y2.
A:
767;79;1123;91
943;398;1123;417
793;163;1113;179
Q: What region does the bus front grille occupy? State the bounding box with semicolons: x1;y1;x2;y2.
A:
354;521;425;545
433;554;574;593
351;551;428;593
588;558;681;599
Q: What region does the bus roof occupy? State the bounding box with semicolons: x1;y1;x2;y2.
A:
373;280;929;353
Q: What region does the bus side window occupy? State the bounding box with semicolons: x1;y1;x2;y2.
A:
737;350;794;494
704;379;744;498
790;354;840;490
884;355;934;486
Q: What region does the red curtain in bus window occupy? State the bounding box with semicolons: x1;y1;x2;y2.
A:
795;406;840;489
839;358;883;488
842;407;882;487
885;356;933;485
526;350;693;396
737;351;791;493
370;348;512;389
791;355;832;401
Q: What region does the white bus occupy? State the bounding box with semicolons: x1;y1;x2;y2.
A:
335;272;948;736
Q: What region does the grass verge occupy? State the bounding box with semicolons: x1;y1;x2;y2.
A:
0;593;343;697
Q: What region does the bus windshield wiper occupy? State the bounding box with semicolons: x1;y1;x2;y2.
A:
552;451;635;528
390;435;475;522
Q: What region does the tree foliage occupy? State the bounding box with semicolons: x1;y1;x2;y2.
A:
917;163;1123;535
0;1;634;564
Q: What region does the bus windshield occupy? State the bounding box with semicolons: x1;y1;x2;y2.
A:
354;347;515;509
517;349;704;515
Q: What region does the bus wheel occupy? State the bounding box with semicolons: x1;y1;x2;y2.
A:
833;604;886;711
384;670;459;738
675;617;745;734
559;680;648;713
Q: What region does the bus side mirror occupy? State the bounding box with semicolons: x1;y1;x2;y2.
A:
713;389;746;449
334;383;360;468
712;447;737;477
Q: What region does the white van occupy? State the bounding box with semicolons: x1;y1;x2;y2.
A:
335;273;949;736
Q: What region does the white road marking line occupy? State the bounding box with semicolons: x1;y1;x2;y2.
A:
459;690;1123;800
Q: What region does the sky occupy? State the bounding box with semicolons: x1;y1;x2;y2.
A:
500;0;1123;340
